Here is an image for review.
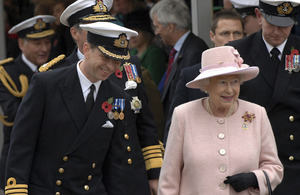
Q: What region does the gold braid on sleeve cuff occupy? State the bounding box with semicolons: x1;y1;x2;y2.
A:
142;145;163;171
5;177;28;195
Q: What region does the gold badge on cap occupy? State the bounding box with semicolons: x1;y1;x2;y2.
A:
114;34;128;49
34;18;46;30
277;2;293;15
94;0;108;13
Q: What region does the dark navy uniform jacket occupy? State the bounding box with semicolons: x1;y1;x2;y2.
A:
47;48;163;195
5;65;129;195
228;31;300;194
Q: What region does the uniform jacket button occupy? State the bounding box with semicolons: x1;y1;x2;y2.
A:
128;159;132;164
88;175;92;181
84;185;90;191
58;168;64;173
127;146;131;152
63;156;68;162
289;116;294;122
289;156;294;161
56;180;62;186
124;134;129;140
55;192;60;195
92;163;96;169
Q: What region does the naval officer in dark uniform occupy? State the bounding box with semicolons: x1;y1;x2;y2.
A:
0;15;55;190
40;0;163;194
227;0;300;194
5;22;138;195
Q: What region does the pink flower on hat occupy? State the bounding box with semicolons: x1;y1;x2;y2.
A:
232;48;243;67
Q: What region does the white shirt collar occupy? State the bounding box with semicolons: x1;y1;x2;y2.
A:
77;48;84;60
77;60;102;101
262;35;287;60
21;53;38;72
173;31;190;59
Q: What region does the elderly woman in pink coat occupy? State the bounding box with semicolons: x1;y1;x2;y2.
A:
158;46;283;195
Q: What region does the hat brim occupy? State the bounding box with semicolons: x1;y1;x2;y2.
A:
186;64;259;90
262;12;295;27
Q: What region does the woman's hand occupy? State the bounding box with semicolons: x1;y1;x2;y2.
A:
224;172;258;192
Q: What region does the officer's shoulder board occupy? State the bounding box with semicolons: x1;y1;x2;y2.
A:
0;57;14;67
39;54;65;72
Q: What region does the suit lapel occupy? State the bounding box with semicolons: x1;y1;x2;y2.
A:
66;80;112;154
266;37;293;111
250;32;277;89
161;34;192;101
60;65;87;133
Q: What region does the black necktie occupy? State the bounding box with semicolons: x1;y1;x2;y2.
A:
86;84;95;116
271;47;281;72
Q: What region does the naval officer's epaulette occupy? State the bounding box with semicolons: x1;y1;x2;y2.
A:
39;54;66;72
0;57;14;66
0;57;26;127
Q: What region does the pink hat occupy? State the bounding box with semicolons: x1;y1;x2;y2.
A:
186;46;259;90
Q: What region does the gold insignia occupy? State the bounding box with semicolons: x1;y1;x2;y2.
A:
142;145;163;170
0;65;28;127
0;64;28;98
5;177;28;194
27;29;55;39
98;45;130;60
82;15;115;22
34;18;46;30
39;54;66;72
277;2;293;15
93;0;107;13
114;34;128;49
0;57;13;66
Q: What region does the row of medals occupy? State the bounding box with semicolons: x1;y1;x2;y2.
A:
107;110;124;120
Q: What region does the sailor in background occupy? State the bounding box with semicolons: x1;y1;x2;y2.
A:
0;15;55;190
228;0;300;193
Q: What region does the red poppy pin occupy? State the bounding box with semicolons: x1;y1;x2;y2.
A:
115;66;123;79
102;97;113;113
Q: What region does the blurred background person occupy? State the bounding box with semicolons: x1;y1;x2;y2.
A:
111;0;146;26
124;8;167;141
124;9;166;85
50;0;76;58
150;0;209;121
159;46;283;194
0;15;55;190
164;9;244;144
230;0;261;36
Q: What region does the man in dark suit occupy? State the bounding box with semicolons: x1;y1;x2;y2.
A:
40;1;164;194
150;0;209;120
5;22;137;195
163;9;244;144
0;15;55;190
227;0;300;194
